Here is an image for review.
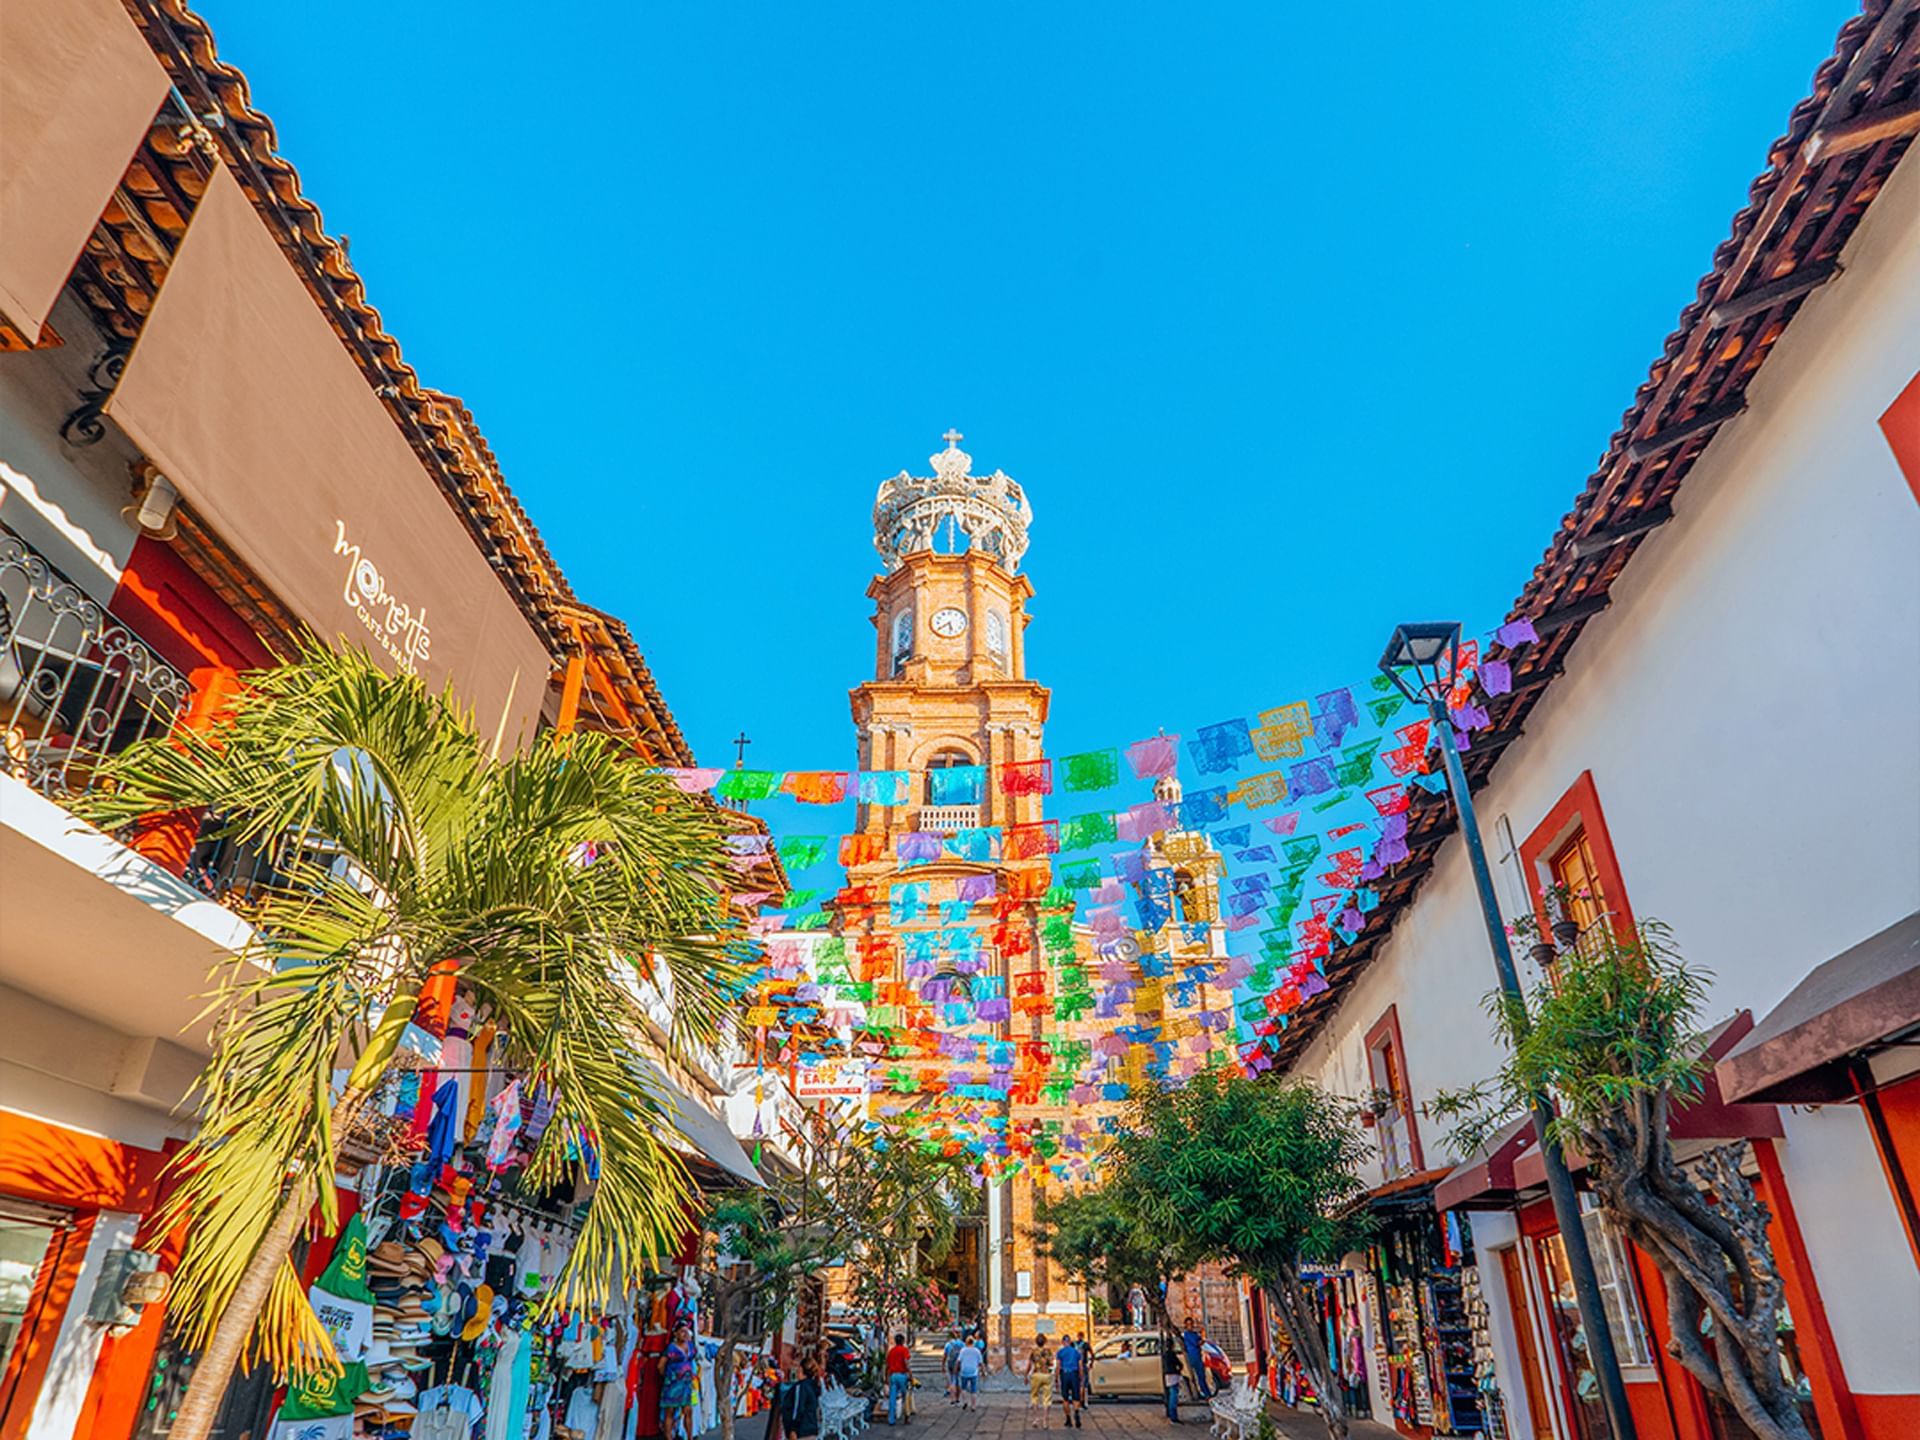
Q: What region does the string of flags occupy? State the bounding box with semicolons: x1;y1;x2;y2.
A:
718;618;1537;1183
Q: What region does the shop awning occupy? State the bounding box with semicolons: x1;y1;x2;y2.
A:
1434;1115;1538;1213
105;164;551;746
0;0;170;339
637;1059;765;1190
1365;1167;1452;1212
1717;911;1920;1105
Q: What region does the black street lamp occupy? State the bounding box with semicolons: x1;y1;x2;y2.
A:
1379;621;1639;1440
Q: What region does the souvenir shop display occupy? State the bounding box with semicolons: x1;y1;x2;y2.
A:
1461;1262;1509;1440
269;989;725;1440
1363;1208;1497;1436
1288;1268;1372;1420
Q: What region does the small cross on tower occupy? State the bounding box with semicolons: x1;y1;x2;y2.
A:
732;731;752;768
942;428;964;450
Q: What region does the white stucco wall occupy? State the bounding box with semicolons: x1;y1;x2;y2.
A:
1290;148;1920;1395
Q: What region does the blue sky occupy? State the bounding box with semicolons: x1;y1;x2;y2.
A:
198;0;1852;772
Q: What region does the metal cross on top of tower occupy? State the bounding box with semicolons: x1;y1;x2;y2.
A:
942;428;964;449
732;731;752;768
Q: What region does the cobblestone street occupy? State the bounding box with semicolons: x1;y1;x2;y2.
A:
808;1388;1398;1440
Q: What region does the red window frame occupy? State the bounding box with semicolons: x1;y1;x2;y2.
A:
1518;770;1635;942
1362;1003;1425;1173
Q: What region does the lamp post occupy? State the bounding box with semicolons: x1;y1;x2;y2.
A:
1379;622;1639;1440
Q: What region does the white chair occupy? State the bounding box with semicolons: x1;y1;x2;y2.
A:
1209;1378;1264;1440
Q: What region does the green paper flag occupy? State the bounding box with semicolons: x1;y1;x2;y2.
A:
1061;749;1120;792
1060;812;1119;851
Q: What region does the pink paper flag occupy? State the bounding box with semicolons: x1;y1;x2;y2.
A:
1124;734;1180;780
664;767;725;793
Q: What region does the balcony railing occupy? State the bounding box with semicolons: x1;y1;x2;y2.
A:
917;804;981;834
1;526;191;803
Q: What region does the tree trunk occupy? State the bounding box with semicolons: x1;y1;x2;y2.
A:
166;995;409;1440
1585;1118;1813;1440
164;1174;316;1440
716;1335;740;1440
1272;1267;1348;1440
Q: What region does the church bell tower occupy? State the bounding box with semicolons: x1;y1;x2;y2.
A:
850;432;1050;837
844;433;1069;1360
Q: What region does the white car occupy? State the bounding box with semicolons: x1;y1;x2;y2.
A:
1087;1330;1189;1400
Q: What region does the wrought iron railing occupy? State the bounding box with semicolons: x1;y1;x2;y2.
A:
0;525;192;803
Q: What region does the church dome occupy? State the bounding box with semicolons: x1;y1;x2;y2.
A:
872;430;1033;573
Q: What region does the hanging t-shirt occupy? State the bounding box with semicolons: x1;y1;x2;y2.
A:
306;1213;376;1363
565;1385;601;1436
276;1360;369;1434
414;1384;484;1440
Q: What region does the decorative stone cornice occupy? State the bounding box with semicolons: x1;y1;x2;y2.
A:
873;431;1032;573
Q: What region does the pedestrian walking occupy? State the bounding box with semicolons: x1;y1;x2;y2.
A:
1181;1318;1211;1401
956;1334;983;1410
1027;1335;1054;1426
1077;1335;1095;1401
885;1333;912;1425
1161;1341;1185;1423
783;1360;823;1440
1055;1331;1086;1429
943;1329;964;1404
660;1322;698;1440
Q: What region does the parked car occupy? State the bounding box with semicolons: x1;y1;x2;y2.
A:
1089;1330;1188;1399
823;1326;866;1382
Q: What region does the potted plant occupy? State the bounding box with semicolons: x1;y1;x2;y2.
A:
1538;880;1590;946
1507;917;1559;968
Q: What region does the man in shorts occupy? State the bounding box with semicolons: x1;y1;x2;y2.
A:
943;1329;964;1404
1056;1332;1086;1428
956;1335;983;1410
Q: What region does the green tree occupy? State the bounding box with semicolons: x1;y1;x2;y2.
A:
1112;1073;1372;1440
701;1187;839;1440
1035;1187;1196;1335
833;1130;964;1344
78;646;749;1440
1434;920;1810;1440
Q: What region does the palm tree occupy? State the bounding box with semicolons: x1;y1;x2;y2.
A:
77;645;752;1440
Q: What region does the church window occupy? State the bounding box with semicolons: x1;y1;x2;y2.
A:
986;609;1009;664
890;609;913;676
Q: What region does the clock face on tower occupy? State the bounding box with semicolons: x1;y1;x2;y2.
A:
929;607;968;638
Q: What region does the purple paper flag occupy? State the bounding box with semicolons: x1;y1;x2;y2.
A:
956;873;999;902
1480;660;1512;696
1494;617;1538;648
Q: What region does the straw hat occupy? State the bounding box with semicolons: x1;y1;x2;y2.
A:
459;1284;495;1342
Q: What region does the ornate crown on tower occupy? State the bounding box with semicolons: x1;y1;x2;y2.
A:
872;430;1033;573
